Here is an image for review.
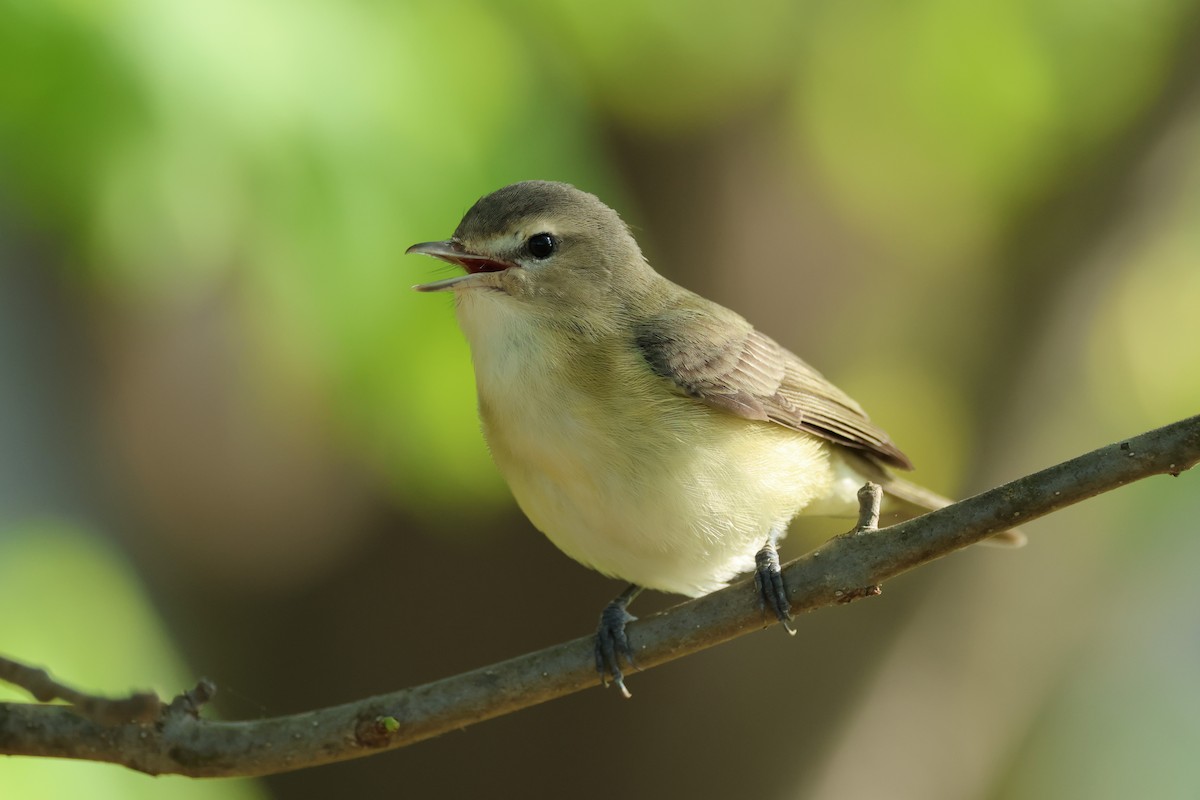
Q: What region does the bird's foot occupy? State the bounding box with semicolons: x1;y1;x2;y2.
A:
595;586;641;698
755;541;796;635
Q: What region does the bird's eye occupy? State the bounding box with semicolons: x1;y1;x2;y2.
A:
526;233;557;259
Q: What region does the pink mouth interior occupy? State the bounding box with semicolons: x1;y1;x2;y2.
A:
459;257;508;275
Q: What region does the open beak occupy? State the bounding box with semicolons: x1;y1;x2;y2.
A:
405;240;515;292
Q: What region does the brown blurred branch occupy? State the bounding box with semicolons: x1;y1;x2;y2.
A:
2;415;1198;778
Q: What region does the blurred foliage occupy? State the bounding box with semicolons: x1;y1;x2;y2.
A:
530;0;804;129
1;0;1198;798
800;0;1188;258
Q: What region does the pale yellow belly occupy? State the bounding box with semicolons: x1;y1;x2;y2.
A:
484;390;834;597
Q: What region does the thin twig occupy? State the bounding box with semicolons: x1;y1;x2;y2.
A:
853;482;882;533
0;656;161;726
1;415;1197;777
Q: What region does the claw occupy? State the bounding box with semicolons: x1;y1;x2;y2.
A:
594;585;642;698
755;538;796;635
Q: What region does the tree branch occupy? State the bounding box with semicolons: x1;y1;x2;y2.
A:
2;415;1197;777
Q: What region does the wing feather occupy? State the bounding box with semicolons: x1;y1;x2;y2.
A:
635;305;913;470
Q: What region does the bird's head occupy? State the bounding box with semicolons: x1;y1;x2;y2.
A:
407;181;656;319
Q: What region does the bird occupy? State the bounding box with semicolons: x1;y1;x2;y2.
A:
407;180;1022;696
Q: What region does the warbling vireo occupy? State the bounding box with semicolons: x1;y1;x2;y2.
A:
407;181;1022;696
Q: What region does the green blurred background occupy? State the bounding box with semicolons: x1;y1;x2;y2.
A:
2;0;1199;797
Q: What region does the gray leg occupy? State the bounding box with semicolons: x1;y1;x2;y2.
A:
595;584;642;698
755;529;796;635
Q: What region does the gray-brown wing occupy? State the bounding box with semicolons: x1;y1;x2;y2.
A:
635;308;913;470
